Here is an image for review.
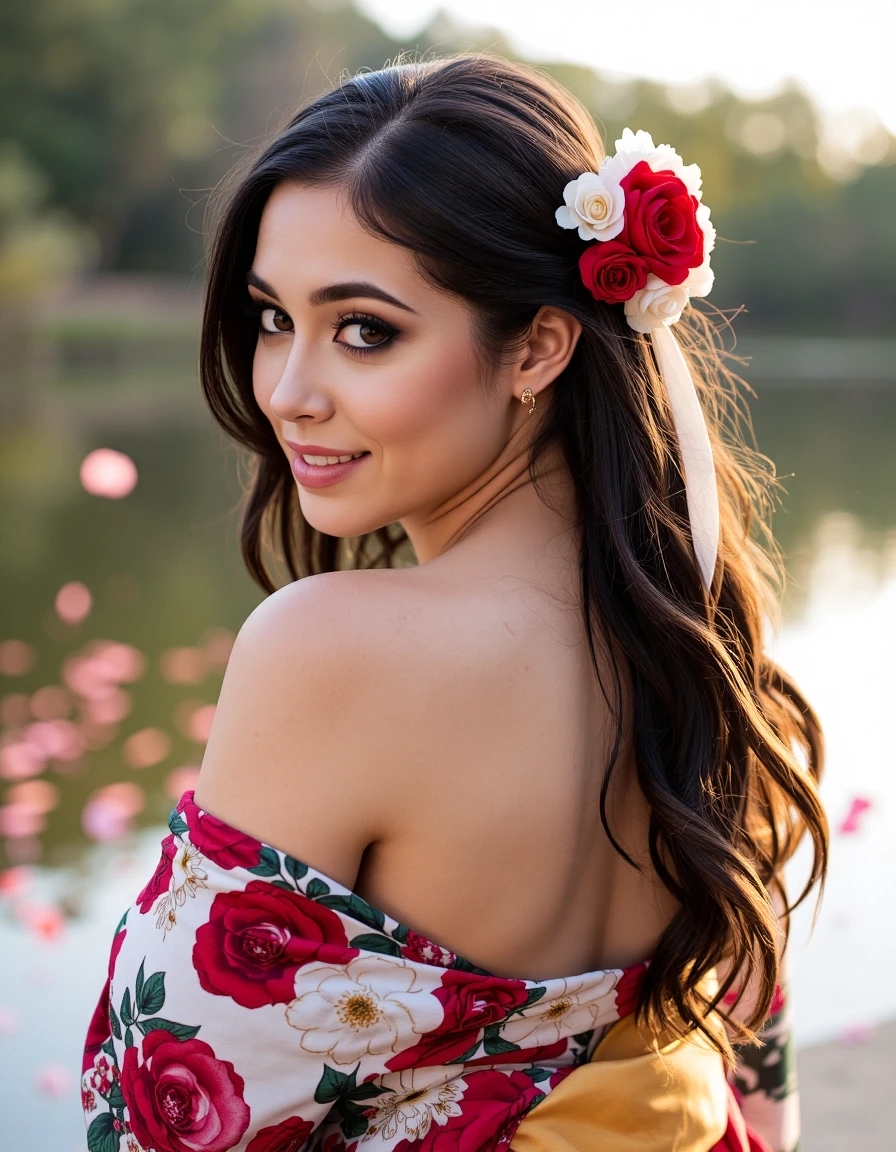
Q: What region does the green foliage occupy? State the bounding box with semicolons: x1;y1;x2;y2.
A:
1;0;894;331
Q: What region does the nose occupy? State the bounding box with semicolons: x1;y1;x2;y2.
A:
268;341;334;424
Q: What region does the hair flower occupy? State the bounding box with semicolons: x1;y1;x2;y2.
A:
556;128;714;331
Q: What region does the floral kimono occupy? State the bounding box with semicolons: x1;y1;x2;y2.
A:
82;791;794;1152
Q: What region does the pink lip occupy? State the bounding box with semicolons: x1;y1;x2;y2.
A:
286;442;370;490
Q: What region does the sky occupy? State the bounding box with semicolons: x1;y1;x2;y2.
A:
356;0;896;135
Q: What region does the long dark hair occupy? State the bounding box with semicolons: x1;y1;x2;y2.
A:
199;53;827;1062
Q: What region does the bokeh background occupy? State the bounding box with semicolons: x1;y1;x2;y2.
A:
1;2;894;1149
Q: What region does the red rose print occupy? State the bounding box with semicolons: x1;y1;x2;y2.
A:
392;1068;542;1152
178;791;263;870
618;161;703;285
614;961;647;1017
246;1115;314;1152
121;1030;250;1152
193;880;359;1008
401;929;456;968
83;927;127;1073
137;835;176;914
387;971;530;1070
578;241;650;304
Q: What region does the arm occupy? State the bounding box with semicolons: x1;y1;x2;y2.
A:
194;570;393;887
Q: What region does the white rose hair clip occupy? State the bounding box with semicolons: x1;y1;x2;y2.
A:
556;128;719;593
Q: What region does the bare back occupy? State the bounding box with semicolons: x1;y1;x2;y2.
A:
349;548;679;982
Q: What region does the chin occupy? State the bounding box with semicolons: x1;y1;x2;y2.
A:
295;492;395;541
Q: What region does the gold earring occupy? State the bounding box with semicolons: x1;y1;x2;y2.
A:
521;388;536;416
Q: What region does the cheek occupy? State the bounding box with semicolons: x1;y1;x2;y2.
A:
366;339;505;489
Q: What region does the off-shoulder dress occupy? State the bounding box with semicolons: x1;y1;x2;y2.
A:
81;791;796;1152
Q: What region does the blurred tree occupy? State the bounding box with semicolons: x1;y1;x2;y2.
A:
0;0;893;332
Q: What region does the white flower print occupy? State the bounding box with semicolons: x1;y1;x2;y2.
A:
285;954;444;1066
360;1068;466;1147
152;837;208;935
505;973;618;1046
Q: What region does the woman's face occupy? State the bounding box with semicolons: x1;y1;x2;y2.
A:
248;181;519;541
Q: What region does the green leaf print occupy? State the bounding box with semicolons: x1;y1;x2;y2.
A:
120;988;134;1027
108;1001;122;1041
306;877;331;899
348;932;403;957
105;1082;125;1111
390;923;409;944
134;960;145;1007
522;1067;553;1083
168;811;188;837
86;1113;120;1152
138;971;166;1016
248;846;281;877
314;1062;359;1104
101;1039;117;1061
339;1108;370;1141
520;986;547;1011
137;1018;201;1041
270;879;294;892
483;1034;522;1056
319;893;385;932
284;855;308;882
124;1027;134;1048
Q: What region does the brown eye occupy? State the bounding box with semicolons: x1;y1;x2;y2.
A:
339;321;389;348
259;307;292;334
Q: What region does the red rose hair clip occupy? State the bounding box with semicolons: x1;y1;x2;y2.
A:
555;129;719;593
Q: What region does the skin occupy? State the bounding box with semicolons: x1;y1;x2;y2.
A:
195;180;683;980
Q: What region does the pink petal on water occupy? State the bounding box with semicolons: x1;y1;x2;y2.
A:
81;781;145;842
54;582;92;625
83;688;133;725
77;719;119;752
159;647;206;685
838;796;873;835
0;1006;21;1035
62;654;115;701
184;703;216;744
23;719;83;760
0;693;32;726
35;1063;73;1096
122;727;172;770
7;780;60;815
94;641;146;684
30;685;73;721
19;901;65;943
0;803;46;838
165;765;201;799
0;741;46;781
79;448;138;499
81;796;132;842
0;640;35;676
839;1022;876;1045
0;866;31;897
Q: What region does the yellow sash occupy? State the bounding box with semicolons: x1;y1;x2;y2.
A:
511;979;732;1151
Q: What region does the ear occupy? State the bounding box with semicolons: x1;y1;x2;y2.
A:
512;306;582;403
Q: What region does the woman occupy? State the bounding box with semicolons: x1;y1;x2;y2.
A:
81;54;827;1152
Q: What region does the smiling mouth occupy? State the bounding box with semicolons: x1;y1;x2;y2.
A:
300;452;367;466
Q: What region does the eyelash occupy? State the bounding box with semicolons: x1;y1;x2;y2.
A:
240;298;399;356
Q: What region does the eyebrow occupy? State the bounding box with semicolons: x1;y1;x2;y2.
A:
245;271;417;314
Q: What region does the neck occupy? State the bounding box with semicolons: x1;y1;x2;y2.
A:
401;411;574;566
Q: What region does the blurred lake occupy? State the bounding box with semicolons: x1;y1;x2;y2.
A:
1;308;894;1149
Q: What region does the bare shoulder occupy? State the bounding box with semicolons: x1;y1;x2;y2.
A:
192;567;446;888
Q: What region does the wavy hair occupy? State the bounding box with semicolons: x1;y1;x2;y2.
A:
199;53;827;1062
